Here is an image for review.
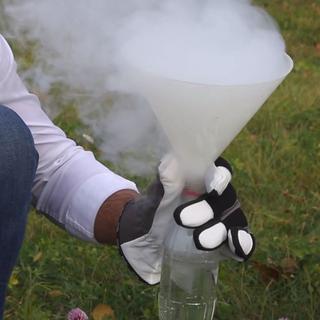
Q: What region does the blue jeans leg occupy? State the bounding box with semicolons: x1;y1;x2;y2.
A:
0;105;38;319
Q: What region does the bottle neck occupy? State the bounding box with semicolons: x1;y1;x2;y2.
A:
182;180;205;202
182;187;202;202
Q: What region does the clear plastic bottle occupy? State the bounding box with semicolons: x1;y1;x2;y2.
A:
159;219;223;320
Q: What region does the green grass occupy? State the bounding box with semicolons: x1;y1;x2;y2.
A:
1;0;320;319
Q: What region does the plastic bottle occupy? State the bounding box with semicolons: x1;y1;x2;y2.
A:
158;190;224;320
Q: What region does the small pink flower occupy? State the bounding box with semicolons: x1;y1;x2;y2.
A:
68;308;89;320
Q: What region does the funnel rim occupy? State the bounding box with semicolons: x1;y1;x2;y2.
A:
123;53;294;87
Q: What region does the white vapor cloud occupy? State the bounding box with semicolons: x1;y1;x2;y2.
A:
3;0;288;175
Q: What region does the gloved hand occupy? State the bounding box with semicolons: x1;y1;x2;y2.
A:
174;157;255;261
118;156;255;285
118;154;185;285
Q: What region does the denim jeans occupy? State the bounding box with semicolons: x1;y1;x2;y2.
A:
0;105;38;319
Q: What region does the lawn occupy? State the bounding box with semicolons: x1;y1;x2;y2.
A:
1;0;320;319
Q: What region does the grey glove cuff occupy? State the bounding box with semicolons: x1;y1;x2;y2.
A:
118;177;164;245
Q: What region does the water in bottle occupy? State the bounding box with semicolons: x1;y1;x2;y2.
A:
159;223;223;320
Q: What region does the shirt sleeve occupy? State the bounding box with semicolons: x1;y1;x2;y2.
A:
0;34;138;242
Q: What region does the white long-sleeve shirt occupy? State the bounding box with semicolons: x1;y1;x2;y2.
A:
0;34;138;242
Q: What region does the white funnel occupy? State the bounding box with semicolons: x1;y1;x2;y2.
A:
123;54;293;182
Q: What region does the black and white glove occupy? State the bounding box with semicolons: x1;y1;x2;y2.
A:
174;157;255;261
118;156;255;285
118;155;185;285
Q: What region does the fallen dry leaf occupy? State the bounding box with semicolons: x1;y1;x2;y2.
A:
92;304;116;320
33;251;43;263
281;257;299;276
252;261;282;283
9;274;19;287
48;290;64;298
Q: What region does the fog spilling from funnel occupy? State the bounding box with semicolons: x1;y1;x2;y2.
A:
3;0;288;175
118;1;287;85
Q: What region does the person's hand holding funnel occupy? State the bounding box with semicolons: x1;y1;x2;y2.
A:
118;155;254;285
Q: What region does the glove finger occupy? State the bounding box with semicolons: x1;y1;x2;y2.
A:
227;227;255;261
214;157;233;175
174;197;214;228
193;220;228;250
175;184;239;229
205;184;237;218
205;165;232;195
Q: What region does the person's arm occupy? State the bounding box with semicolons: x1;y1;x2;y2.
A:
0;34;138;243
